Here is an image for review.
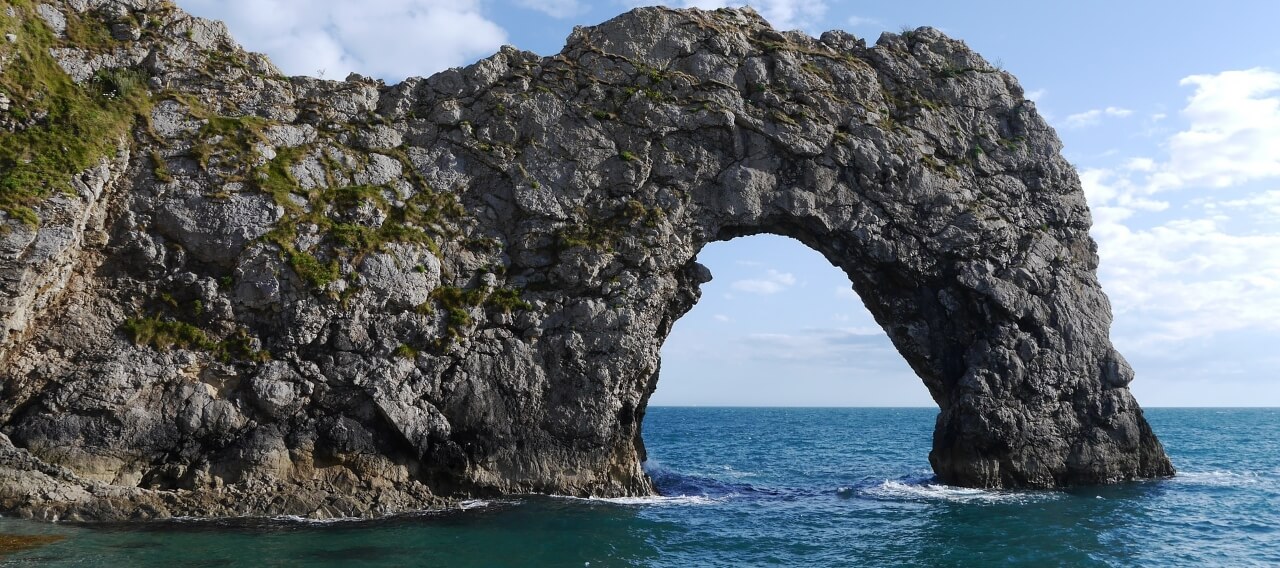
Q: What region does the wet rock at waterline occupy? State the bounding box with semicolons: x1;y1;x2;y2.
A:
0;1;1173;521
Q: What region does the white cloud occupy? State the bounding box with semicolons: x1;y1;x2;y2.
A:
1124;157;1157;172
175;0;508;81
1096;213;1280;348
1203;189;1280;220
516;0;584;18
1078;69;1280;348
621;0;828;31
1149;68;1280;191
830;326;882;336
1063;106;1133;129
731;269;797;294
846;15;881;28
713;314;733;322
1082;68;1280;207
1080;168;1169;211
1080;168;1119;205
1025;88;1047;102
736;327;895;366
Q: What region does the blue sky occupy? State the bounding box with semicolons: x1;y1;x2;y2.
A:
176;0;1280;406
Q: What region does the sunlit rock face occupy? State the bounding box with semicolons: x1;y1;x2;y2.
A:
0;1;1172;521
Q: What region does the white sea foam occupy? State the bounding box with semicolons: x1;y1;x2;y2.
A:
555;494;720;506
169;514;366;525
1173;470;1266;486
645;458;756;480
861;480;1060;504
715;465;758;479
169;500;501;524
269;515;365;524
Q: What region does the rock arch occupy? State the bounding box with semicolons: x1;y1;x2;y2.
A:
0;3;1171;519
492;8;1174;492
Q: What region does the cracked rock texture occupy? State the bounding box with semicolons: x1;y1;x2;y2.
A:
0;1;1172;521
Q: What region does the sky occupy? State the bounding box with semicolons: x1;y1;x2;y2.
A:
175;0;1280;407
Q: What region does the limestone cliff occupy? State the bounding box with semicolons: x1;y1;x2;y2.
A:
0;0;1173;521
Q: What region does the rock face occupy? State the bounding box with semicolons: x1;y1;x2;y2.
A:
0;2;1173;521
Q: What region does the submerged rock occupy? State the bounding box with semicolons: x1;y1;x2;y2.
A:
0;533;65;555
0;1;1173;521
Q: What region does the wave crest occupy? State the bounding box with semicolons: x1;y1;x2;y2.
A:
557;494;719;506
859;478;1062;504
1173;470;1267;486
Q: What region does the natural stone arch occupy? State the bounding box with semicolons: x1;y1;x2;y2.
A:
0;3;1172;520
596;164;1169;492
487;9;1175;492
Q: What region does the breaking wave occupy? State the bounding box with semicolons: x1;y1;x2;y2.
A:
556;494;720;506
856;475;1063;504
1172;470;1268;487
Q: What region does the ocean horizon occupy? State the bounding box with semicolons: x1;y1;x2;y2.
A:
645;405;1280;408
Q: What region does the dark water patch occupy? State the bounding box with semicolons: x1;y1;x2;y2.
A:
647;463;772;499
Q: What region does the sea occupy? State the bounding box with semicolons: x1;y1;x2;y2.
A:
0;407;1277;566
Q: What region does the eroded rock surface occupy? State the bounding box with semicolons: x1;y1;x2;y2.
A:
0;1;1173;521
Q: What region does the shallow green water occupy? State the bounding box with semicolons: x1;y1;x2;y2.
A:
2;408;1277;566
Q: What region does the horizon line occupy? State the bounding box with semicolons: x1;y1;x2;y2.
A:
646;405;1280;409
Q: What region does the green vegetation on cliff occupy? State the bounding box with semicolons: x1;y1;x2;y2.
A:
0;1;153;227
124;315;270;362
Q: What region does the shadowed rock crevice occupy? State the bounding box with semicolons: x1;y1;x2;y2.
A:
0;1;1171;521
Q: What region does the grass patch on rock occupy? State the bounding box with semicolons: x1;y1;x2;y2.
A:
0;1;154;227
124;315;270;363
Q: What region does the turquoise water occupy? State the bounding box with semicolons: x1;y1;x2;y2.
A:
1;408;1277;566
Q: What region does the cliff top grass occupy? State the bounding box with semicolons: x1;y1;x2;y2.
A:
0;0;152;227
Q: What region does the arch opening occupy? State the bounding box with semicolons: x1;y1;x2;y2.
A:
634;234;934;488
650;234;933;408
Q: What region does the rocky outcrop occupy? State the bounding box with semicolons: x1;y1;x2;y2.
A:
0;1;1173;521
0;152;126;366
